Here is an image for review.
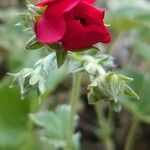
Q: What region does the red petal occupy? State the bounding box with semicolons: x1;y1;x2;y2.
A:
36;0;79;12
35;0;80;44
61;21;86;50
81;0;96;3
87;25;111;44
49;0;79;14
36;0;56;6
61;2;111;51
76;2;105;21
35;11;65;43
61;20;111;51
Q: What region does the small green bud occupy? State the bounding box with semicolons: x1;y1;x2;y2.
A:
88;72;138;109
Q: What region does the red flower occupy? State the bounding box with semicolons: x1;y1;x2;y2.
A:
35;0;111;51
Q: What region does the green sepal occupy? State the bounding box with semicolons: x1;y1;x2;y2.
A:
27;4;43;15
48;44;68;68
73;45;100;52
15;13;31;28
124;84;139;100
56;50;67;68
25;36;44;50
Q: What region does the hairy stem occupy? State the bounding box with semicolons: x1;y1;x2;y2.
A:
125;117;139;150
67;73;81;150
95;102;115;150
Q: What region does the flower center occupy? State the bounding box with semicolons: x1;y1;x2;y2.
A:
75;16;88;27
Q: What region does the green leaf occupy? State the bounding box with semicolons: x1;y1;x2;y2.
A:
25;36;44;50
30;105;80;149
0;79;29;149
120;68;150;123
0;77;43;150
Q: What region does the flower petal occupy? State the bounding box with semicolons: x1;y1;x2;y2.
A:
35;10;65;43
61;21;86;50
82;0;96;3
76;1;105;21
49;0;80;14
36;0;56;6
87;25;111;44
61;20;111;51
61;2;111;51
35;0;80;44
36;0;79;12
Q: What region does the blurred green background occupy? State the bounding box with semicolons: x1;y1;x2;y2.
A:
0;0;150;150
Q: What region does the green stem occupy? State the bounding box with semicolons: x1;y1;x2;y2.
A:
95;102;115;150
125;117;139;150
67;73;81;150
107;109;114;127
95;102;106;128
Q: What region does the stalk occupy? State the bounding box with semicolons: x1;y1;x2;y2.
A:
125;117;139;150
67;73;81;150
95;102;115;150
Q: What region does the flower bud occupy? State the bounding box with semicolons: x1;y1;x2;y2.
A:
88;72;138;111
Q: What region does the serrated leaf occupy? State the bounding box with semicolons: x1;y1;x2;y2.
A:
25;36;44;50
30;105;80;149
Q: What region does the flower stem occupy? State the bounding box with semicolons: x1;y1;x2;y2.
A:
125;116;139;150
95;102;115;150
67;73;81;150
